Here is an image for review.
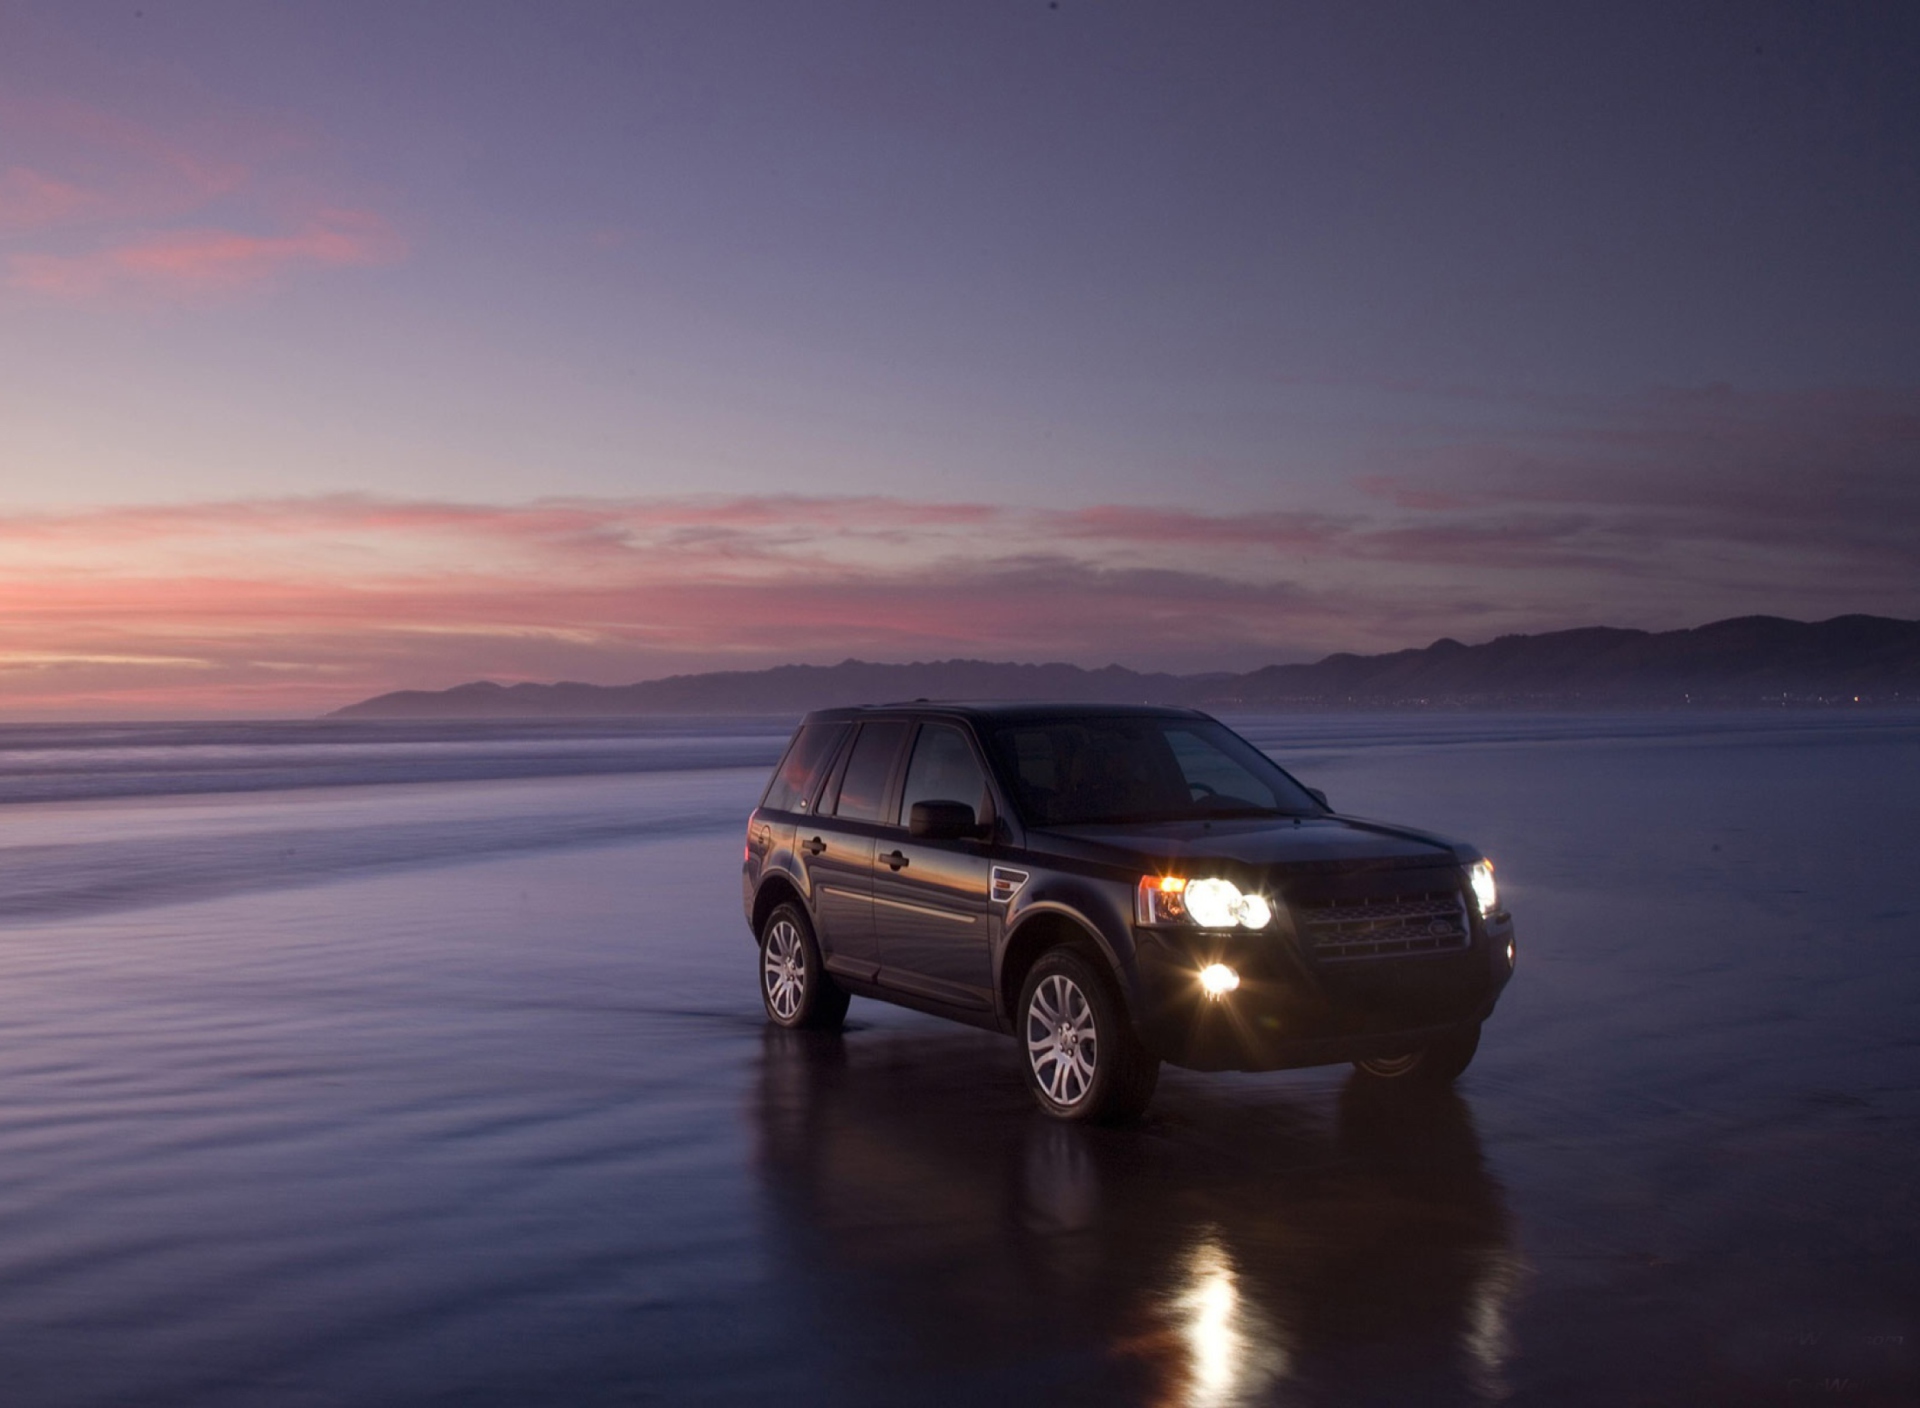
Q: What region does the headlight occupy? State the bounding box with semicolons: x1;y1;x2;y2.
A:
1136;875;1273;929
1184;878;1244;928
1468;859;1498;917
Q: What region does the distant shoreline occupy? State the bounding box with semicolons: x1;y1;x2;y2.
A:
330;613;1920;721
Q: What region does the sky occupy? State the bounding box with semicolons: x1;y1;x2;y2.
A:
2;0;1917;717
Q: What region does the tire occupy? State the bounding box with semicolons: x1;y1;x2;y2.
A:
1018;947;1159;1124
1353;1022;1480;1087
758;902;849;1031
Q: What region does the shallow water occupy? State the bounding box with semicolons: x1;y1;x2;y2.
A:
0;711;1914;1405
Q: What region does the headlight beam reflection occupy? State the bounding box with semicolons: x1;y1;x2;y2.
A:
1156;1231;1288;1408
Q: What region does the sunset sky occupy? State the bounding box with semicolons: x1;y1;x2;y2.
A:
3;2;1917;716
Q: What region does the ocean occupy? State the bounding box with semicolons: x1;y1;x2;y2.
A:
0;710;1915;1405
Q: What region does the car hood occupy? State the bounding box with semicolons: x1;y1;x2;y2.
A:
1026;814;1472;877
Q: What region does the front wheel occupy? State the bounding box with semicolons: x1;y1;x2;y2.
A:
1353;1022;1481;1086
759;903;849;1031
1018;947;1158;1124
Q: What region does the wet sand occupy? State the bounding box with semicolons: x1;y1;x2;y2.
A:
0;714;1914;1404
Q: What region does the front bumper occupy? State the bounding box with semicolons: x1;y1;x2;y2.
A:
1130;912;1516;1073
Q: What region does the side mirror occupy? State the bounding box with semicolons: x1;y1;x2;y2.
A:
1306;787;1330;811
909;799;980;840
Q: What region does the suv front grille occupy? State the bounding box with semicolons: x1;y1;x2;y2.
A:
1293;889;1471;961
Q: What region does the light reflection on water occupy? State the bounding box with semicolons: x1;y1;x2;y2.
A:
1158;1233;1286;1407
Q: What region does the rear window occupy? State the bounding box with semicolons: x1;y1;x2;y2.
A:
760;722;849;814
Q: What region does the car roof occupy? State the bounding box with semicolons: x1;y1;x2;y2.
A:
798;701;1213;727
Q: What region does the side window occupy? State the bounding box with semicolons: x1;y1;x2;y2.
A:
898;724;989;824
760;722;849;814
829;722;909;823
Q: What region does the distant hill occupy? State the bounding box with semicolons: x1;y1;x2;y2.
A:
333;660;1217;719
330;614;1920;719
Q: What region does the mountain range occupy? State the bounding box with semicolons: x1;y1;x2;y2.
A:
330;614;1920;719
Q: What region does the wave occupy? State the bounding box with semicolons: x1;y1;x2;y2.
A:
0;718;792;805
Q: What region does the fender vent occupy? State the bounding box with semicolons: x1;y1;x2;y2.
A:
990;867;1030;903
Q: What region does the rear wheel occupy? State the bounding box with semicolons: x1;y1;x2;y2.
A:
1018;947;1158;1123
1353;1022;1480;1086
759;903;849;1031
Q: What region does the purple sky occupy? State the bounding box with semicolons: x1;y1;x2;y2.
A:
2;2;1916;714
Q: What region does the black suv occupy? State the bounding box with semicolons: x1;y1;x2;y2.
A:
743;704;1515;1122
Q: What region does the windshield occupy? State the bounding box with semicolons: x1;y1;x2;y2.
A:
988;716;1323;826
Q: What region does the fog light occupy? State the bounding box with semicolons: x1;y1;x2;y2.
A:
1506;941;1515;966
1198;963;1240;998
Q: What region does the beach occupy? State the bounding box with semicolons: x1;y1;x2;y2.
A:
0;712;1914;1405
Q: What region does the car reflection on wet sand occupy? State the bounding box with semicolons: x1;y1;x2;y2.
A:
755;1024;1523;1405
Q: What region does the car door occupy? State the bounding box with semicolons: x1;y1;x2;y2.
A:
799;720;909;981
872;721;996;1011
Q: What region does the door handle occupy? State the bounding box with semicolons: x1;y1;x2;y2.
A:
802;836;827;856
880;849;909;871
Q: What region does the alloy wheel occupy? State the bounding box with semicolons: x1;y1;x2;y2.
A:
763;918;806;1022
1026;973;1099;1107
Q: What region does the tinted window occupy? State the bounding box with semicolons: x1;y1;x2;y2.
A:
989;716;1320;826
830;722;909;823
760;722;849;813
898;724;989;824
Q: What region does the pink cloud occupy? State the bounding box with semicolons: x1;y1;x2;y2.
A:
1;96;400;304
0;96;250;222
1049;504;1351;553
1345;384;1920;586
0;165;101;230
1353;475;1474;512
10;209;406;300
2;465;1914;717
